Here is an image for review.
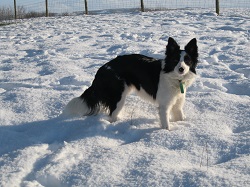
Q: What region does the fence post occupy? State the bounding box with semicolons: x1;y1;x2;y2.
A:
14;0;17;19
84;0;88;14
140;0;144;12
45;0;49;17
216;0;220;15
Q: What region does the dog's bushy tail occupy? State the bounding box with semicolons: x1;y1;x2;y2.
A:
62;86;101;117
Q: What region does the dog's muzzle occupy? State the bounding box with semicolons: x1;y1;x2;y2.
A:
179;67;184;73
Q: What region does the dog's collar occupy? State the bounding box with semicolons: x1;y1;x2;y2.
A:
179;80;185;94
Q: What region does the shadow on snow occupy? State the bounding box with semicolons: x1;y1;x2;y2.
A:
0;115;158;156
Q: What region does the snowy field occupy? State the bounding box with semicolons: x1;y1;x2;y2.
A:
0;9;249;186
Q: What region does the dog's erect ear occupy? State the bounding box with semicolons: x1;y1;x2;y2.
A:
166;37;180;55
185;38;198;57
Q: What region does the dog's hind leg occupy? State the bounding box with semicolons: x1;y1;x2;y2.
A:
109;98;125;123
108;85;131;123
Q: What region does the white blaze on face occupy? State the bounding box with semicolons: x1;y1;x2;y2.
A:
174;51;190;76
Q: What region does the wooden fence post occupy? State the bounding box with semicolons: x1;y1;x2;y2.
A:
45;0;49;17
140;0;144;12
216;0;220;15
84;0;88;14
14;0;17;19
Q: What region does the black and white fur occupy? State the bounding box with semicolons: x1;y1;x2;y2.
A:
63;37;198;130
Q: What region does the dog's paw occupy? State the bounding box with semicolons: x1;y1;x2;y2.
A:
171;112;185;122
105;116;119;123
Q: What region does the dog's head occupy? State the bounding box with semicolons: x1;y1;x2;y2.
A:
164;37;198;77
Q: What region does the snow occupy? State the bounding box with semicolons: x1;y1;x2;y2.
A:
0;9;249;186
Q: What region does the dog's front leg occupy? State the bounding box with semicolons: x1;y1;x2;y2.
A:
171;95;185;122
158;105;170;130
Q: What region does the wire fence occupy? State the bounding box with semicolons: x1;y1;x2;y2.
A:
1;0;250;24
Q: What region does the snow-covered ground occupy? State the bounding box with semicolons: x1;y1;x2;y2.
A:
0;9;249;187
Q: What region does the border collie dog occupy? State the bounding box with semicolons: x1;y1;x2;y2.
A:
63;37;198;130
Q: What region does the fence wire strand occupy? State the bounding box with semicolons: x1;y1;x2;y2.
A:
1;0;250;23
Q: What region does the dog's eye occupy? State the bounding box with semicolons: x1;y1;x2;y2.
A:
184;56;191;65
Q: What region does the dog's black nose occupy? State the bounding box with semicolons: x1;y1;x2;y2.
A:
179;67;184;73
